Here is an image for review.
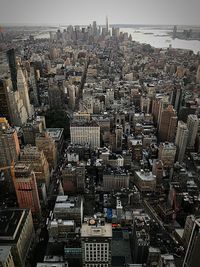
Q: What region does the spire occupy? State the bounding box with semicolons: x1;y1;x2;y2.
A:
106;16;109;33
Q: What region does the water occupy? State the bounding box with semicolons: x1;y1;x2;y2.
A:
120;27;200;54
35;27;200;54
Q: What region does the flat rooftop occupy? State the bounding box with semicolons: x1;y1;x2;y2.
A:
46;128;64;141
0;209;27;241
0;246;12;262
135;170;156;181
81;222;112;238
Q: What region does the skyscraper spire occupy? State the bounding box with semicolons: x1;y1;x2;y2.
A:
106;16;109;33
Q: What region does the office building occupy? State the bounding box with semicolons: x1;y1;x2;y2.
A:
46;128;64;158
183;218;200;267
13;163;41;215
62;165;85;193
182;215;196;249
158;105;177;142
187;115;198;148
0;209;34;267
70;120;100;148
152;160;164;185
0;246;15;267
132;213;150;264
48;81;64;110
29;65;39;106
0;78;11;122
6;49;17;91
103;168;129;191
20;145;50;188
175;121;189;163
196;65;200;83
170;85;182;112
81;218;112;267
134;170;156;192
53;195;83;226
17;67;33;118
158;142;176;168
115;125;123;152
0;77;28;126
22;116;46;145
0;118;20;167
36;132;57;170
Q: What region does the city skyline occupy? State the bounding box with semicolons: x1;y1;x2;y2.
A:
0;0;200;26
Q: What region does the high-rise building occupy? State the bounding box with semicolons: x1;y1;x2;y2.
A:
7;76;28;126
81;218;112;267
170;85;182;112
0;77;28;126
20;145;50;188
183;218;200;267
70;120;100;148
103;168;129;191
132;213;150;264
158;142;176;168
6;49;17;91
106;16;109;34
115;125;123;152
17;67;33;118
196;65;200;83
53;195;83;226
29;65;39;106
22;116;46;145
62;165;85;193
152;160;164;184
12;163;41;215
187;115;199;148
0;209;35;267
36;132;57;170
175;121;189;163
0;117;20;167
0;78;11;122
0;246;15;267
48;81;64;110
182;215;196;249
158;105;177;142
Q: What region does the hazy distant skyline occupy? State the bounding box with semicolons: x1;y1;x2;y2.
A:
0;0;200;26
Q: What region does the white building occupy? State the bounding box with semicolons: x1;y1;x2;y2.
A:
81;218;112;267
70;120;100;148
187;115;198;148
175;121;189;163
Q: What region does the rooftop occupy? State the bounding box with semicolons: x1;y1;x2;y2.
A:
46;128;64;141
0;209;27;242
0;246;12;263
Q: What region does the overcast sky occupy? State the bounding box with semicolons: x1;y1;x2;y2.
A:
0;0;200;26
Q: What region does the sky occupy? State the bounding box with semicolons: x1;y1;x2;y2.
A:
0;0;200;26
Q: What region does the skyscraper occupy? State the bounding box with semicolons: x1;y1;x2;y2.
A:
183;218;200;267
175;121;189;163
20;145;50;189
106;16;109;34
6;49;17;91
17;67;34;118
36;132;57;170
12;163;41;215
0;118;20;167
158;105;177;142
187;114;199;148
81;218;112;267
0;77;12;121
158;142;176;168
